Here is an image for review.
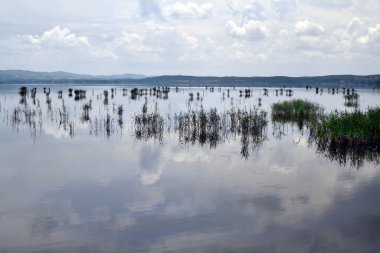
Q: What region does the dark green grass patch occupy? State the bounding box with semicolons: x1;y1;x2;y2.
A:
271;99;323;129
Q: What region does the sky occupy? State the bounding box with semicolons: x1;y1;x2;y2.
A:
0;0;379;76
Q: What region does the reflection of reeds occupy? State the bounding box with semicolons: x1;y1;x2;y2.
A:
344;93;359;108
310;108;378;142
174;108;268;157
175;108;221;147
6;87;380;166
273;100;380;167
118;105;123;129
11;102;42;139
134;102;164;142
19;86;28;96
74;90;86;101
81;100;92;122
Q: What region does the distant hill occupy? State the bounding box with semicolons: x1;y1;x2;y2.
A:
0;70;146;83
0;70;379;88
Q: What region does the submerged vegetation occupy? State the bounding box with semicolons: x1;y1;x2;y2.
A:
2;86;380;165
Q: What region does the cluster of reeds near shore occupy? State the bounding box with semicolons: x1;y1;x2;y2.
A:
317;108;380;141
272;99;380;167
312;108;380;167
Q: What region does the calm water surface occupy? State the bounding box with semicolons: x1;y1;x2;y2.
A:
0;85;380;252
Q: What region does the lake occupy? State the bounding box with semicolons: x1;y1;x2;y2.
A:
0;85;380;252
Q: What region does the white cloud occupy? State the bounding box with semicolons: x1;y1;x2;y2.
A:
295;20;325;37
227;0;240;14
139;168;163;185
15;26;117;64
242;1;267;21
346;18;365;36
357;24;380;44
163;2;213;19
139;0;162;19
271;0;298;19
305;0;353;8
226;20;270;40
21;26;90;48
108;24;201;63
1;0;380;75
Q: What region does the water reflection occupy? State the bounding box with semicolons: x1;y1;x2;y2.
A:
4;87;269;159
1;86;380;166
1;85;380;252
270;99;380;168
273;121;380;168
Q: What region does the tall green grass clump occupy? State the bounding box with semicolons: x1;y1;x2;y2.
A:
271;99;323;129
318;108;380;141
312;107;380;167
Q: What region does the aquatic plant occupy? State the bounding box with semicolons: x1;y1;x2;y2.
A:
117;105;123;129
134;102;164;142
103;90;109;105
81;100;92;122
307;108;380;168
315;108;380;141
74;90;86;101
174;107;268;155
131;88;139;100
19;86;28;96
19;87;28;105
344;93;359;108
271;98;380;167
272;99;323;130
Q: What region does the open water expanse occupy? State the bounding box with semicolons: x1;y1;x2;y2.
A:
0;84;380;252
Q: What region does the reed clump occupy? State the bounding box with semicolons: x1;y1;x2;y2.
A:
134;102;164;141
316;108;380;142
344;93;359;108
272;99;323;129
174;107;268;153
307;108;380;167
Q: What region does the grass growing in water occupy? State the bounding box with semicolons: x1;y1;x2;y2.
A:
344;93;359;108
309;108;380;167
272;99;380;167
317;108;380;141
175;108;268;158
272;99;323;129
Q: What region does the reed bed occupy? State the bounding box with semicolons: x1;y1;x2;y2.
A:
318;108;380;140
307;108;380;167
174;107;268;156
271;99;323;129
134;103;164;142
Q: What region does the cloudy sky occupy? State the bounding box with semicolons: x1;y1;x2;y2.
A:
0;0;379;76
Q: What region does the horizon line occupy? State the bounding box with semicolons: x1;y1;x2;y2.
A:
1;69;380;79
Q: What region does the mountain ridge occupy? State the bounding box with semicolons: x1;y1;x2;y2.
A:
0;70;379;88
